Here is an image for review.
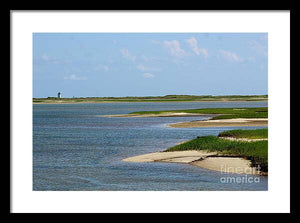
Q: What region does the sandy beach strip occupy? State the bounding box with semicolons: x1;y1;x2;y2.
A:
101;113;267;128
101;112;214;118
122;150;217;163
219;137;268;142
123;150;259;175
168;118;268;128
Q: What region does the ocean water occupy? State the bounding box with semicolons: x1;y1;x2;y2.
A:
33;101;268;191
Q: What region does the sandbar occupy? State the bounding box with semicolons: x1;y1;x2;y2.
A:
101;112;213;118
122;150;216;163
123;150;260;175
168;118;268;128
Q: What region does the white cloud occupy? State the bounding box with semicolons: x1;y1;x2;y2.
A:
40;54;60;64
137;64;161;72
163;40;185;57
249;40;267;56
220;50;241;62
142;73;155;79
198;49;208;57
63;74;87;80
41;54;50;61
137;64;148;71
186;37;208;57
120;48;136;61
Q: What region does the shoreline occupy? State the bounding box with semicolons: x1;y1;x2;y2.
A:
123;150;263;175
123;129;268;176
101;112;215;118
168;118;268;128
33;100;267;105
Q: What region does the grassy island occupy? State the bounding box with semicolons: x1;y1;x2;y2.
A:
130;107;268;120
165;129;268;172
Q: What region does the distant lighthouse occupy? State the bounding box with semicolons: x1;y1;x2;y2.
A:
57;92;62;99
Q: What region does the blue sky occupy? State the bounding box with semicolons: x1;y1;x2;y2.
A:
33;33;268;98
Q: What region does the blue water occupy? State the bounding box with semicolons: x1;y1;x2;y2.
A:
33;101;268;191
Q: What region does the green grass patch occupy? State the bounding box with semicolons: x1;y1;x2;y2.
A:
130;107;268;120
218;128;268;139
165;134;268;172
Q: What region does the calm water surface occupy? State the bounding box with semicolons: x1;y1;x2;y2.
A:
33;101;268;191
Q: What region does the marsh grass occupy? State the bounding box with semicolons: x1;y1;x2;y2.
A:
218;128;268;139
165;134;268;172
